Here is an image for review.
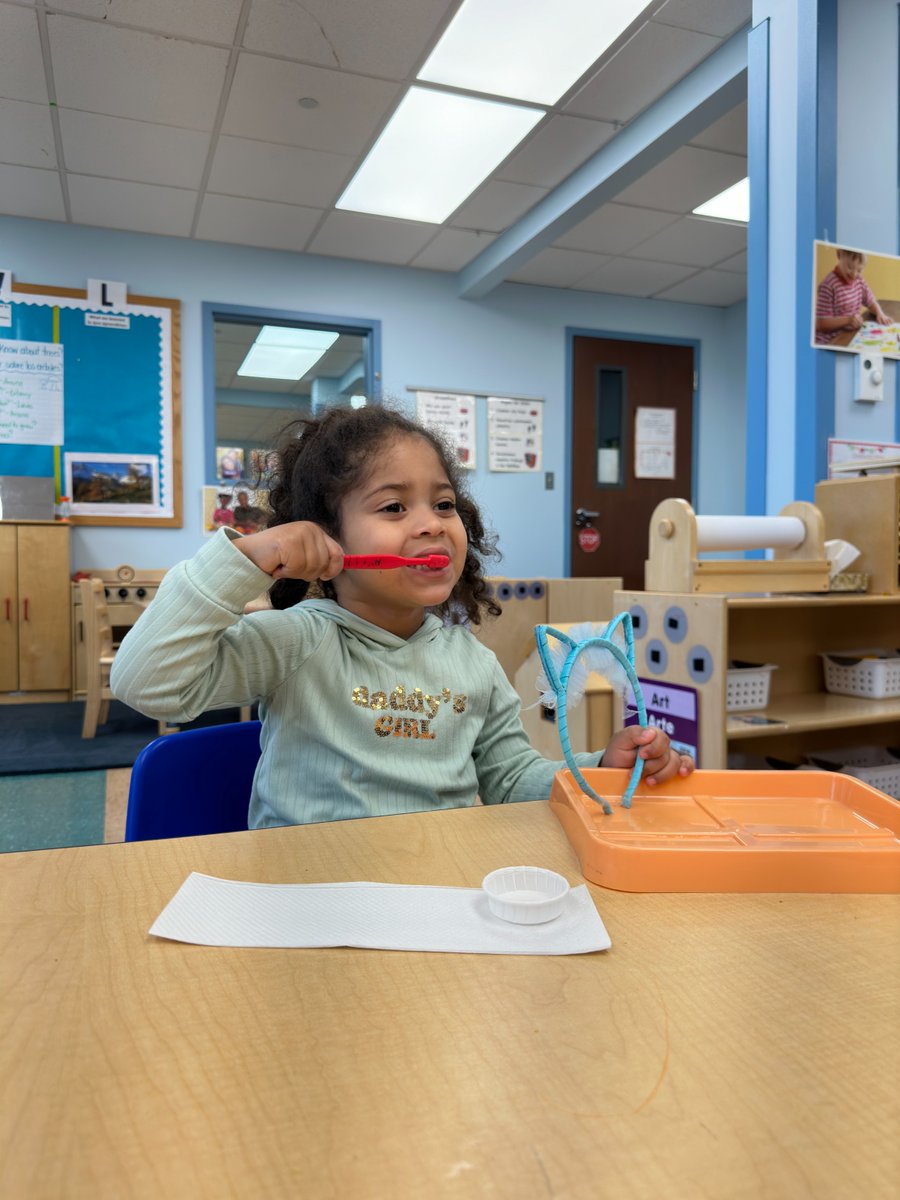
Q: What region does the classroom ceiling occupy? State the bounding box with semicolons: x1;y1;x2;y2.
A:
0;0;750;306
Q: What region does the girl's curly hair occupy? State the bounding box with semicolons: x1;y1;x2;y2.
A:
261;404;502;626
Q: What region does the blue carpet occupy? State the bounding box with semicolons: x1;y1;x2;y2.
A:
0;700;256;775
0;770;107;852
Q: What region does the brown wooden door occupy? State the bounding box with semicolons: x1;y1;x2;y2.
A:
17;524;71;692
0;524;18;691
570;336;694;589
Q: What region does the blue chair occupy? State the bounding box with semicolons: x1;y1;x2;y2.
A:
125;720;262;841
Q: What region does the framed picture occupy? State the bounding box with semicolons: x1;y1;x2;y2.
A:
202;485;271;536
65;452;160;517
811;239;900;358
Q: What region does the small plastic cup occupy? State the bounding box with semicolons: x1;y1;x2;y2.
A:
481;866;570;924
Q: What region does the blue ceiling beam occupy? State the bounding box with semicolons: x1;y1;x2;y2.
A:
457;27;749;301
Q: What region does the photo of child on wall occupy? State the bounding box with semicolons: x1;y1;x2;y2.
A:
812;240;900;358
202;485;270;536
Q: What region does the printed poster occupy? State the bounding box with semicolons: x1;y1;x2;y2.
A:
487;396;542;472
415;391;476;469
634;406;675;479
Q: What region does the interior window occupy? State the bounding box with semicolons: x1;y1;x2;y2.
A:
209;312;374;484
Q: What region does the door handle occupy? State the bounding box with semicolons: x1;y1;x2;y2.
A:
22;598;29;621
574;508;599;527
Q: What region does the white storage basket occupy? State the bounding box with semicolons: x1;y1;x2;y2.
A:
726;662;778;712
805;746;900;799
820;649;900;700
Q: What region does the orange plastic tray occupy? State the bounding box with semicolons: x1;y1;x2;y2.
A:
549;768;900;893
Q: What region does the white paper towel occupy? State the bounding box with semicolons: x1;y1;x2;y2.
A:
149;874;611;955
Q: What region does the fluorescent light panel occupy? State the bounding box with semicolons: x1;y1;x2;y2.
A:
337;86;542;223
693;177;749;222
418;0;653;105
237;326;339;380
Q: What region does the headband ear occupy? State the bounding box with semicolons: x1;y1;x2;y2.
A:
533;613;648;814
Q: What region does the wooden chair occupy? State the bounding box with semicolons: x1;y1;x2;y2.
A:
79;576;252;738
79;577;174;740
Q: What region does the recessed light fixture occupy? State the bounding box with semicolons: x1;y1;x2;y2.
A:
336;86;542;224
417;0;652;105
237;326;339;381
297;96;319;110
693;177;749;223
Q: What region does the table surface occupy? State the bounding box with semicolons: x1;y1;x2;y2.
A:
829;297;900;346
2;800;898;1200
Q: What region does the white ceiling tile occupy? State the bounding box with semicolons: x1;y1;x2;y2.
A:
0;99;57;167
207;136;353;208
223;54;400;153
196;193;322;251
243;0;453;77
410;228;496;272
48;15;229;129
654;268;747;305
626;214;746;267
496;115;616;188
0;163;65;221
653;0;751;40
308;211;435;264
0;5;48;103
450;180;548;234
58;110;210;188
566;22;720;123
67;174;196;236
507;247;608;288
554;202;679;254
48;0;244;42
614;145;747;213
571;257;697;297
717;249;747;273
690;100;747;155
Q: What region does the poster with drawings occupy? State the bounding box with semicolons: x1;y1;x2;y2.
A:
487;396;542;472
415;391;477;469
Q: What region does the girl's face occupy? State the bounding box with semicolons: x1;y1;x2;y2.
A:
332;434;468;638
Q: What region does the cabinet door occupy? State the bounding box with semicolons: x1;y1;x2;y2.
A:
17;525;71;692
0;525;17;691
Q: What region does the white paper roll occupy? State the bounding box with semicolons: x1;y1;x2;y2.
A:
695;515;805;552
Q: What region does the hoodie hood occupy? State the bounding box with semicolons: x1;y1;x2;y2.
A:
298;598;445;650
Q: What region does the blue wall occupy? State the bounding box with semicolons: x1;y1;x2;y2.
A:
1;214;747;575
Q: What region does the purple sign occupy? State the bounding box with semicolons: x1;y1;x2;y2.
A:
625;678;699;765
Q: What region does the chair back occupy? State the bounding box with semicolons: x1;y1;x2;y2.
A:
79;577;114;663
125;720;262;841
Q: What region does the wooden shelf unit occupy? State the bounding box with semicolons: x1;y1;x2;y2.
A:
614;589;900;768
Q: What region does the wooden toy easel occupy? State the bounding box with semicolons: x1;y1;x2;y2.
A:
645;498;830;594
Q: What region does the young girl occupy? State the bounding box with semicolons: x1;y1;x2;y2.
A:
111;405;692;829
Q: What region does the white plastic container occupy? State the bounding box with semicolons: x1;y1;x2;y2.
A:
820;650;900;700
481;866;569;924
726;661;778;712
805;745;900;800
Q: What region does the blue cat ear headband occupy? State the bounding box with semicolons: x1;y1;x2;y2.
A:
535;612;648;814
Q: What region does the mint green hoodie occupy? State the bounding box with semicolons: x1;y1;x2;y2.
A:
111;530;601;829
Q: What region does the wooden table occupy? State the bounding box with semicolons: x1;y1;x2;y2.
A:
829;297;900;347
2;801;898;1199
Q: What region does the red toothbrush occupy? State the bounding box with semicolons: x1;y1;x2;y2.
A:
342;554;449;570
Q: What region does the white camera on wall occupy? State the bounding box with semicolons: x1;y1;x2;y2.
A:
853;351;884;402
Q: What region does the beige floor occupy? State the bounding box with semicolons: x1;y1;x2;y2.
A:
103;768;131;843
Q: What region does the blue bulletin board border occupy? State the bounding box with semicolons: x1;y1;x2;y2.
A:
0;281;181;526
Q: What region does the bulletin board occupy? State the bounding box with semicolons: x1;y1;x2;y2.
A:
0;280;181;526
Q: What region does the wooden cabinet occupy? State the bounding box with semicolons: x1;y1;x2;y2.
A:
614;589;900;768
0;522;71;699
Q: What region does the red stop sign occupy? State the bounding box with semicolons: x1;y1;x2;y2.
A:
578;526;600;553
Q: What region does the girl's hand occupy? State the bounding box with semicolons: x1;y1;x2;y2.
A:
234;521;344;581
601;725;695;786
